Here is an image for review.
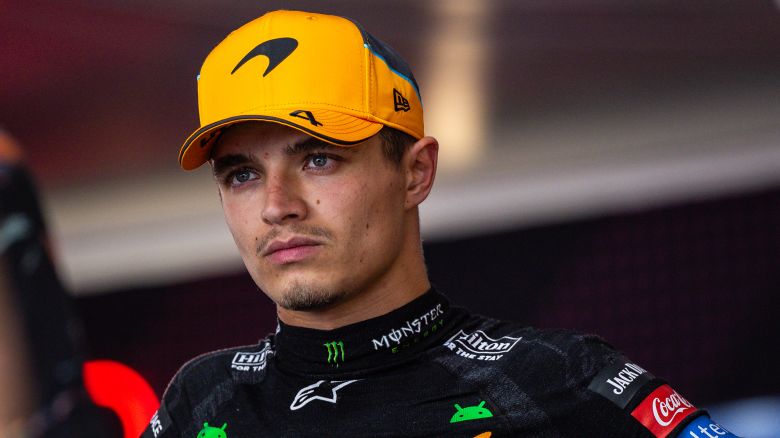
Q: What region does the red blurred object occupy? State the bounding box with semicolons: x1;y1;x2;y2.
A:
83;360;159;438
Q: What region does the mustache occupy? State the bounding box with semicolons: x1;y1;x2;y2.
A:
256;224;334;256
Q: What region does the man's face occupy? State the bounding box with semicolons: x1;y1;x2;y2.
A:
211;122;409;311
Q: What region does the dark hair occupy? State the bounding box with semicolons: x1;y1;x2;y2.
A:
378;126;416;165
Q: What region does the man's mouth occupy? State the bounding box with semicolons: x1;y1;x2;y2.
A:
262;237;322;264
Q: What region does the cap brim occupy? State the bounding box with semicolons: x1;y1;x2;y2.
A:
178;108;383;170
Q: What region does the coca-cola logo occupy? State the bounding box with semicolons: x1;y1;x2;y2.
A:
651;390;693;426
631;384;697;435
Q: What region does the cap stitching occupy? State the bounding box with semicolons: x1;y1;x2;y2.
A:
363;40;370;117
230;102;367;114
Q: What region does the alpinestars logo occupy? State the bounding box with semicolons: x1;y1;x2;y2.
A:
231;343;272;372
393;88;410;112
289;380;358;411
444;330;521;361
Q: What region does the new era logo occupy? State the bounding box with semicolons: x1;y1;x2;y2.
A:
393;88;410;112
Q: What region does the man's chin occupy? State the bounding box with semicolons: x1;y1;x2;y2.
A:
275;284;348;312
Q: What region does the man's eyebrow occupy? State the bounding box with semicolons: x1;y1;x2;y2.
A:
284;137;340;156
211;153;251;177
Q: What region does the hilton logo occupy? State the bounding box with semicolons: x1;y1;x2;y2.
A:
444;330;521;361
231;343;272;372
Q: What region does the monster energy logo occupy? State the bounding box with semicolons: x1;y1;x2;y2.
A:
324;341;345;366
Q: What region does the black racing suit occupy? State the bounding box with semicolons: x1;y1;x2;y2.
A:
141;289;738;437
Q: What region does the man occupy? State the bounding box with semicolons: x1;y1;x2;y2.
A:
0;131;121;436
143;10;738;438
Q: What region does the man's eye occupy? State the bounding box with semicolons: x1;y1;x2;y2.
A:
229;169;257;185
309;154;329;167
305;153;339;170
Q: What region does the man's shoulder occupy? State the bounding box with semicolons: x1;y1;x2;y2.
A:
440;312;620;378
166;337;274;395
436;314;661;435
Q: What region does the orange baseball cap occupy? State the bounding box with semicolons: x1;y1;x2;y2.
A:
178;10;424;170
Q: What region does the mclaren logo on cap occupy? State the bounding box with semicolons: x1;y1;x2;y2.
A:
231;37;298;77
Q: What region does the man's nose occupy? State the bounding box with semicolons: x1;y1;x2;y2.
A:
261;175;307;225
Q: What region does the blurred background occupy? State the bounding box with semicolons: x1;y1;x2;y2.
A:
2;0;779;436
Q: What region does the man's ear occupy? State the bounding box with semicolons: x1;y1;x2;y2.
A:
404;136;439;209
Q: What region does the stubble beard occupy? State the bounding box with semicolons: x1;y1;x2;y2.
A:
252;223;344;311
276;281;349;311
